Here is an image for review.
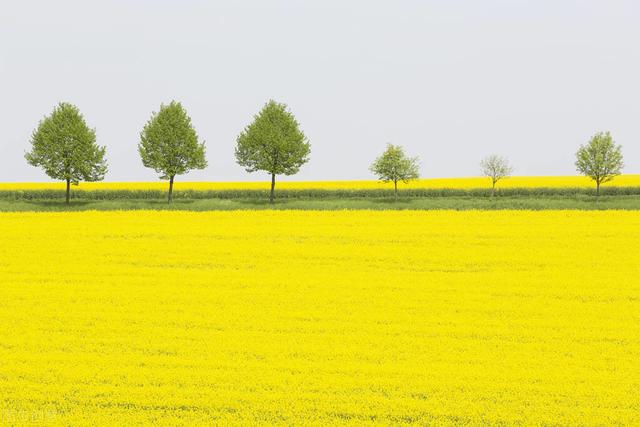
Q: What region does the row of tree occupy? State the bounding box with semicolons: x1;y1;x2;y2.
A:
25;100;624;204
27;100;309;204
485;131;623;197
369;131;624;199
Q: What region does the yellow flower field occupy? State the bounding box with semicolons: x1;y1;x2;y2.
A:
2;174;640;191
0;210;638;425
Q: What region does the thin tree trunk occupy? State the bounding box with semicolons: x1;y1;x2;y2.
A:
596;180;600;197
65;178;70;205
491;181;496;198
394;180;398;200
168;175;174;203
270;173;276;204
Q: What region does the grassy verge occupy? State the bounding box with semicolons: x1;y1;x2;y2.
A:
1;195;640;211
3;186;640;201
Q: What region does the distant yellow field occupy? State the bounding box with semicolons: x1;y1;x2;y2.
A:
0;210;638;424
2;174;640;191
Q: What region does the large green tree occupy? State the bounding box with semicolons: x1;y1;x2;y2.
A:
235;100;310;203
25;102;107;204
138;101;207;203
575;131;623;196
370;144;420;199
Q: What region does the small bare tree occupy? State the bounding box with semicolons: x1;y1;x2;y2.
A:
480;155;513;197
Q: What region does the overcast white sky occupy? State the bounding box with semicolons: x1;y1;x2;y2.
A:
1;0;638;182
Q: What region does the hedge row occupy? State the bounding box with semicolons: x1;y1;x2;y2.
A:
2;187;640;200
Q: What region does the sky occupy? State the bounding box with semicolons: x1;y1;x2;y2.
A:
1;0;639;182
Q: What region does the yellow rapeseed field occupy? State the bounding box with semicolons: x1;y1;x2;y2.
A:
0;210;638;425
2;174;640;191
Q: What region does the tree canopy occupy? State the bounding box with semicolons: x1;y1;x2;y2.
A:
138;101;207;202
370;144;419;198
235;100;310;203
575;131;623;195
25;102;107;204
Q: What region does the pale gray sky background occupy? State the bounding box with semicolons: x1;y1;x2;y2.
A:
1;0;638;182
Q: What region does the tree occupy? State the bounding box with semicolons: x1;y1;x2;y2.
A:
25;102;107;204
138;101;207;203
235;100;310;203
370;144;420;199
480;155;513;197
575;131;623;196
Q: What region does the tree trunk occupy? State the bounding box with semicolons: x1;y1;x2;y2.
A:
491;181;496;198
394;180;398;200
596;180;600;197
168;175;174;203
65;178;70;205
270;173;276;204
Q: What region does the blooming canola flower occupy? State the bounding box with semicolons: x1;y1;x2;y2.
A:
0;210;638;424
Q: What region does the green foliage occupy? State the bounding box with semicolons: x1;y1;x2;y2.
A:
138;101;207;180
370;144;419;196
370;144;420;184
575;131;624;194
25;102;107;185
235;100;310;202
138;101;207;202
235;100;310;175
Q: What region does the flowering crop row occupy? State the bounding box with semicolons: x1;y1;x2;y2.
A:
0;210;638;424
2;174;640;192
